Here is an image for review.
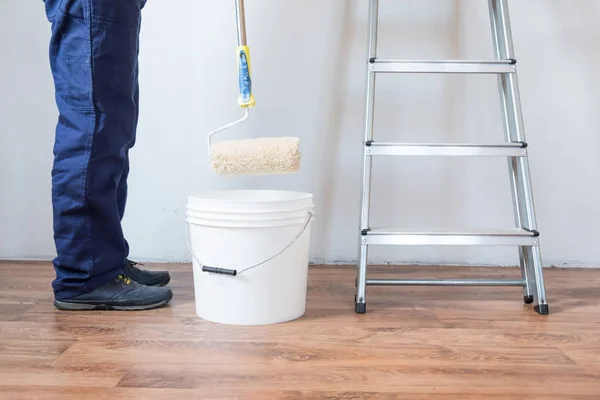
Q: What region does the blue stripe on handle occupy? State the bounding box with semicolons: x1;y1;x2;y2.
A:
238;49;252;103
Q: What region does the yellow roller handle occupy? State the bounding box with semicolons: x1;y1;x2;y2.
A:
237;45;255;108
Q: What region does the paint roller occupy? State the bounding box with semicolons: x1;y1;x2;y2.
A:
207;0;301;176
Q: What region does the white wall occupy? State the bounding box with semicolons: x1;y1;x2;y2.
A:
1;0;599;267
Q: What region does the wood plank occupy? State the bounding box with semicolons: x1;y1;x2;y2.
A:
438;318;600;335
19;302;202;325
54;340;579;372
203;323;600;348
0;320;209;342
0;339;75;363
0;304;35;321
237;394;599;400
0;362;127;388
0;387;237;400
237;393;600;400
117;363;600;394
560;347;600;373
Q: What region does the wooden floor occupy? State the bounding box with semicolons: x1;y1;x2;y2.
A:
1;262;599;399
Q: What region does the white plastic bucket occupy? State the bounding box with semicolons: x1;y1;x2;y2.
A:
185;190;314;326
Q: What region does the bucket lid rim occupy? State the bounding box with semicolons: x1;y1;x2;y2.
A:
186;190;314;204
185;203;315;210
185;216;313;227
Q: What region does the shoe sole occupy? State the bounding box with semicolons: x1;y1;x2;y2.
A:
54;292;173;311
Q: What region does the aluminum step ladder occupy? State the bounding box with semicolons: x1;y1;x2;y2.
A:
355;0;549;315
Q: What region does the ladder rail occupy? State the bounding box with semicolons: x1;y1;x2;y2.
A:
360;0;378;230
489;0;548;312
356;0;379;311
488;0;534;301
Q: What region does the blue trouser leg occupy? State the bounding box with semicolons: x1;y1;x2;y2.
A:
44;0;145;299
117;20;141;258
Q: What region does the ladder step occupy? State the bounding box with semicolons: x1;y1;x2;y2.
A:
362;228;539;246
365;142;527;157
367;279;526;287
370;59;516;74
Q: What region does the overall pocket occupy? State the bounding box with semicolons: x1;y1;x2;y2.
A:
91;0;144;30
59;0;145;30
67;56;95;112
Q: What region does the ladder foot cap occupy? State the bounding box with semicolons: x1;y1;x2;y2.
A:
534;304;549;315
355;302;366;314
524;295;534;304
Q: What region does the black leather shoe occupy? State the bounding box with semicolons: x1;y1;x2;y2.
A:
124;260;170;287
54;274;173;311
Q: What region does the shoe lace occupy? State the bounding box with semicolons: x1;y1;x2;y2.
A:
115;274;132;285
128;260;144;270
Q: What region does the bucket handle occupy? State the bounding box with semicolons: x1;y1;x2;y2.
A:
185;212;313;277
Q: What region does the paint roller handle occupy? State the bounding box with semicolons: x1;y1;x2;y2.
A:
235;0;255;108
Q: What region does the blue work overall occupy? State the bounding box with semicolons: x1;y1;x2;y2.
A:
43;0;146;299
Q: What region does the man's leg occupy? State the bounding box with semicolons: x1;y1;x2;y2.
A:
45;0;171;308
113;6;171;286
116;16;137;242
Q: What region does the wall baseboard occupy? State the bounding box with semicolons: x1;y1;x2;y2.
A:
1;256;598;269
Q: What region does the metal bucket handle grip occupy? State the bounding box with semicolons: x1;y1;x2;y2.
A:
185;211;313;277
